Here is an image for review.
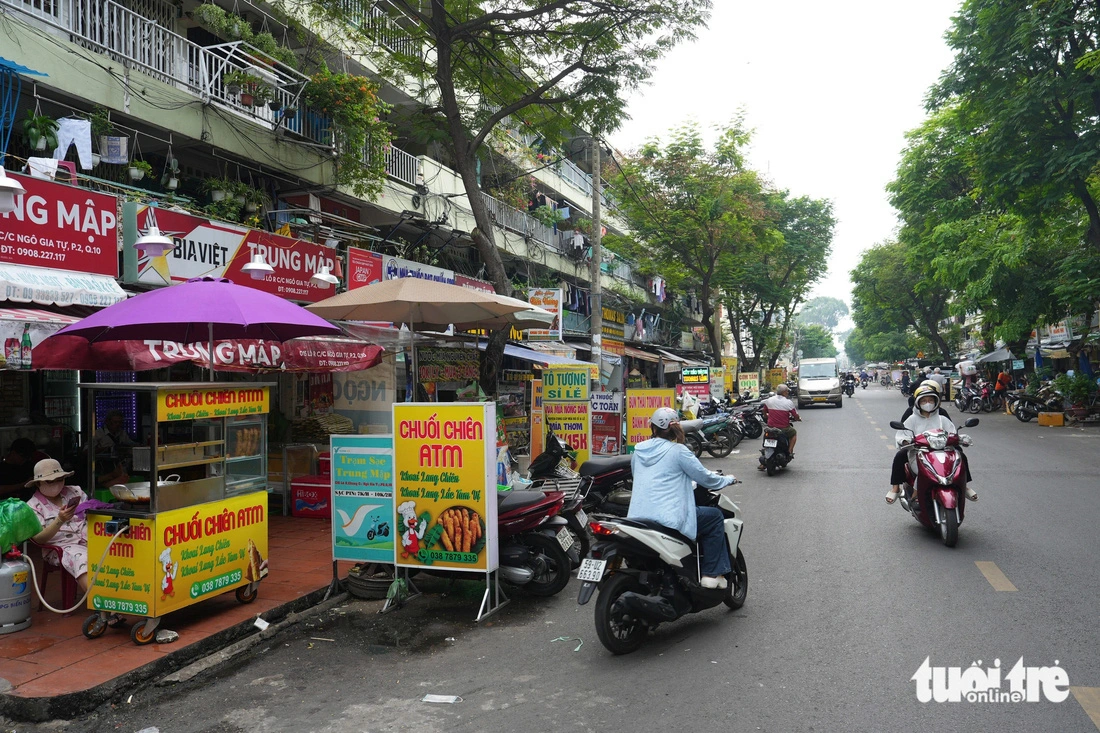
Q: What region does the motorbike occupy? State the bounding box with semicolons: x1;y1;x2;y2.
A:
759;425;792;476
681;415;742;457
888;417;979;547
730;403;764;440
860;377;869;390
494;489;574;595
880;375;892;387
577;479;747;654
1011;385;1062;423
842;377;856;397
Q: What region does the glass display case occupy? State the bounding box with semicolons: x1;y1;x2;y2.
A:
225;415;267;495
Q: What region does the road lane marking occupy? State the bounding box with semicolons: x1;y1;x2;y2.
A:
1071;687;1100;730
874;427;882;431
975;561;1017;591
869;420;877;425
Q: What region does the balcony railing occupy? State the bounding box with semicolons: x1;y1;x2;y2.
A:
336;0;421;57
480;193;560;250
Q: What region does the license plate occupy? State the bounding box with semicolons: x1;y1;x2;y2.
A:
577;558;607;583
763;439;778;447
574;507;587;527
813;396;827;402
556;527;574;551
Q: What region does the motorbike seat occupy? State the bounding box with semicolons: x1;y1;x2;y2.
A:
497;490;549;512
679;418;704;432
616;517;696;550
579;454;632;477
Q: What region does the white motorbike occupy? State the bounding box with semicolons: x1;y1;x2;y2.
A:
577;480;747;654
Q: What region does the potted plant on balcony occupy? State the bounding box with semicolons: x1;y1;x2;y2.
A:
22;112;59;152
230;180;250;205
160;157;180;190
201;176;232;202
128;159;153;182
243;186;268;213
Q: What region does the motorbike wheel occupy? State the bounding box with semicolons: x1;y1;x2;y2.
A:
1015;405;1035;423
742;420;762;440
939;505;959;547
594;572;648;655
685;433;703;457
724;548;748;610
521;533;572;597
706;427;740;457
766;461;778;477
967;397;982;414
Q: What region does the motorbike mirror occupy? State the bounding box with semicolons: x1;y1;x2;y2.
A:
889;420;906;430
963;418;979;427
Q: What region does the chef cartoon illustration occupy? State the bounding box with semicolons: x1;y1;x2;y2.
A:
398;500;426;559
159;546;178;600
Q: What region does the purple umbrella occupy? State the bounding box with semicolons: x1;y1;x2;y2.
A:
54;277;341;380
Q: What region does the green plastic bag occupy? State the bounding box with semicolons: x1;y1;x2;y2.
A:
0;498;42;552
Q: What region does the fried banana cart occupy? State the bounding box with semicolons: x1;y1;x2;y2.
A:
82;382;272;645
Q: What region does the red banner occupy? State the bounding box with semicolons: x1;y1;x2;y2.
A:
34;336;383;373
346;247;383;290
455;274;495;293
128;205;337;303
0;173;119;276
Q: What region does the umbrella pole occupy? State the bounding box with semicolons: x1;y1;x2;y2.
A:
209;322;214;382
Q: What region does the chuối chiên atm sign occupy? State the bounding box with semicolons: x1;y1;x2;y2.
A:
157;386;270;421
681;366;710;384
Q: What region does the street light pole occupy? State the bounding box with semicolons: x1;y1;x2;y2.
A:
589;137;602;366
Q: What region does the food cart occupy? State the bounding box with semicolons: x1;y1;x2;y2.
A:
81;382;272;645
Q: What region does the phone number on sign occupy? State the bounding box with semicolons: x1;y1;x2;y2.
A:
92;596;150;615
190;569;243;599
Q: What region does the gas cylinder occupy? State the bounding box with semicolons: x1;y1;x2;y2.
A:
0;554;32;634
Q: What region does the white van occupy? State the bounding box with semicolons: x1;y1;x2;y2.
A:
797;357;842;408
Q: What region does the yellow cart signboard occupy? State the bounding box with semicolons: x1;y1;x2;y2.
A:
393;403;497;573
157;386;269;421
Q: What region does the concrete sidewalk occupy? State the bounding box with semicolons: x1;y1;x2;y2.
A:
1;514;350;722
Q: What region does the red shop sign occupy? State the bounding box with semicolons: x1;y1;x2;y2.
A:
347;247;383;290
129;205;337;303
455;274;496;293
0;173;119;277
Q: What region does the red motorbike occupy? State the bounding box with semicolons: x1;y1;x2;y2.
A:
495;489;574;596
888;417;979;547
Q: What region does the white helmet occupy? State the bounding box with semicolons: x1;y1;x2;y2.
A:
650;407;679;430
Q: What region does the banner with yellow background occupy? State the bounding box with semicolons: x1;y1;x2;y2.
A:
542;366;592;467
626;389;676;452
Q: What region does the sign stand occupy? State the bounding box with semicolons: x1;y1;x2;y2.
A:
380;568;422;614
475;570;509;622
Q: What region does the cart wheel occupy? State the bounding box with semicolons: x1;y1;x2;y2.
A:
82;614;107;639
131;620;157;645
236;584;258;604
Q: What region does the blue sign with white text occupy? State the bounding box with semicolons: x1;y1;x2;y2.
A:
331;435;395;562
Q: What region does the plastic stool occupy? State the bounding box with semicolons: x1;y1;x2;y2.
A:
54;161;78;185
31;542;78;613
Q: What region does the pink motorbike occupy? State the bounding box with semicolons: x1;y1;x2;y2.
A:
888;417;979;547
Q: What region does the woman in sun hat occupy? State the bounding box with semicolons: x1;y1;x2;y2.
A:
26;458;91;592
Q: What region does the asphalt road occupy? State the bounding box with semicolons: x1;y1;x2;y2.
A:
13;387;1100;733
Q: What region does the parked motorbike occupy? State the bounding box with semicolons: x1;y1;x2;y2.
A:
495;489;574;595
1011;386;1062;423
526;428;605;565
759;426;792;476
730;403;764;440
888;417;979;547
577;480;747;654
681;415;742;457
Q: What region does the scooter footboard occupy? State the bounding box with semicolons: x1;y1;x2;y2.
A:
723;517;743;553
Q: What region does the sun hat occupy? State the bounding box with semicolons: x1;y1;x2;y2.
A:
25;458;74;487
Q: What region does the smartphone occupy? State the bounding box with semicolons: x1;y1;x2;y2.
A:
66;497;80;510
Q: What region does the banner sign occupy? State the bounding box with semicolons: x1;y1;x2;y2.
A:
676;382;711;399
393;403;497;572
626;389;675;452
738;372;760;399
156;386;270;422
346;248;383;290
681;366;710;384
543;366;592;465
331;434;394;563
767;368;787;389
417;347;480;383
455;274;495;293
87;491;268;617
591;392;623;455
530;379;544;461
722;357;738;395
383;256;455;284
526;288;563;341
124;203;337;303
1012;359;1025;370
0;172;120;276
590;391;623;414
710;367;725;401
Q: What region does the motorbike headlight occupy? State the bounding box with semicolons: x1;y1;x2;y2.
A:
927;433;948;450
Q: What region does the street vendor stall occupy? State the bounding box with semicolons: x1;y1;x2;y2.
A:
81;381;272;644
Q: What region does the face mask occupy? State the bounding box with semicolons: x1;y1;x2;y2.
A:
918;401;936;413
38;481;64;498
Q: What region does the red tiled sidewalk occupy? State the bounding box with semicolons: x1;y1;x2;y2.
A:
1;514;350;699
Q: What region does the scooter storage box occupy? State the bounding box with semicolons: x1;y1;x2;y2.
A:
1038;412;1064;427
290;475;331;518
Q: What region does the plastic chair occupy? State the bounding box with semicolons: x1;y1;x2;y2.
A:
54;160;78;185
27;540;78;613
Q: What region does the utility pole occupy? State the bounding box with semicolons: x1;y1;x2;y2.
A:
589;137;603;366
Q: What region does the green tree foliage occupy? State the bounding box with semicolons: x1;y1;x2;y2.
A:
610;121;769;360
723;193;834;370
844;328;868;365
797;324;837;359
306;0;710;393
795;296;848;330
850;241;954;360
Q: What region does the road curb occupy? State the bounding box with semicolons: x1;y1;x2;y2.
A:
0;585;346;724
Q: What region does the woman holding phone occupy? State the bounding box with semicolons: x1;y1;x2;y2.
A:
27;458;92;592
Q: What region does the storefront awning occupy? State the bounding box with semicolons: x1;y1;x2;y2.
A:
525;341;581;359
624;346;660;363
488;342;590;367
656;348;709;367
0;308;82;368
0;308;81;325
976;347;1015;363
0;263;127;308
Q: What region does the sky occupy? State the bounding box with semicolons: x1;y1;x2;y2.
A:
609;0;962;309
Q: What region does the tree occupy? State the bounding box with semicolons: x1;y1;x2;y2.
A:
933;0;1100;251
722;193;834;370
610;121;769;360
844;328;868;365
796;296;848;330
796;324;837;359
850;241;954;360
311;0;711;394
